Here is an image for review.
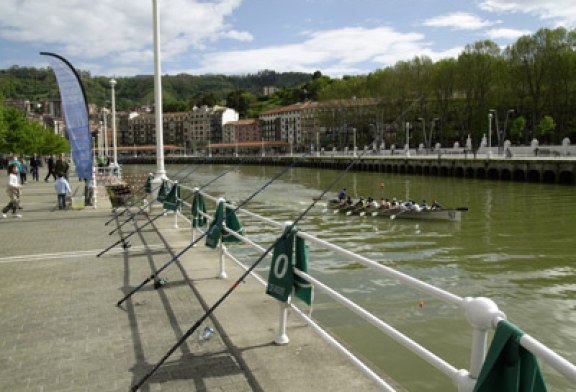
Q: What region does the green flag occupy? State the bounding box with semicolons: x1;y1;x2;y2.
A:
163;183;180;211
205;201;224;249
294;236;313;305
156;181;170;203
222;203;244;243
266;228;296;303
144;174;153;194
474;319;547;392
191;193;207;228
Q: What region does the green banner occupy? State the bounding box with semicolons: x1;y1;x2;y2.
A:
144;174;153;194
156;181;169;203
223;204;244;243
205;201;224;249
163;183;180;211
474;319;546;392
266;228;296;303
191;193;207;228
294;236;312;305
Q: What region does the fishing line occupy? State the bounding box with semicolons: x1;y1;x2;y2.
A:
97;163;242;258
116;152;312;308
104;162;196;226
109;165;205;236
129;149;369;391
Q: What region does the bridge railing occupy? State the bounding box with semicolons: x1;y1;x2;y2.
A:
156;182;576;391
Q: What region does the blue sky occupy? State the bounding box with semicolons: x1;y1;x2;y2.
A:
0;0;574;77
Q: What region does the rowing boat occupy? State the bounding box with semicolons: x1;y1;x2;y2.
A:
326;200;465;222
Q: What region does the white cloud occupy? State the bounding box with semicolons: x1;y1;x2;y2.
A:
423;12;497;30
485;28;531;40
479;0;576;27
0;0;248;61
181;26;461;76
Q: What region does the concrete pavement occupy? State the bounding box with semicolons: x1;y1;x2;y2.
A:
0;172;391;391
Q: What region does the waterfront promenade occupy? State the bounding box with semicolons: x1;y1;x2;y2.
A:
0;172;387;391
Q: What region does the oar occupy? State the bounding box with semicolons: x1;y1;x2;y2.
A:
390;209;407;220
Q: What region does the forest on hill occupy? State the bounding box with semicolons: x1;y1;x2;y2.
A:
2;27;576;145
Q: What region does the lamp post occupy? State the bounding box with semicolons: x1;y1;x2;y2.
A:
102;108;109;159
110;79;118;169
430;118;440;151
417;118;426;151
316;130;320;157
352;127;357;157
234;127;238;157
152;0;166;180
98;121;103;158
488;112;493;158
503;109;515;145
405;122;410;157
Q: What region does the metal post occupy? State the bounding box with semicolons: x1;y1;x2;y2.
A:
353;128;357;157
103;109;109;158
488;113;493;159
152;0;166;181
110;79;118;170
405;122;410;157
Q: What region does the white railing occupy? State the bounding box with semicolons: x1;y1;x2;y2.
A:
159;181;576;391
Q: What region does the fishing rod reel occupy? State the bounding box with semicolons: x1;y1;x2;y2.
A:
153;277;168;290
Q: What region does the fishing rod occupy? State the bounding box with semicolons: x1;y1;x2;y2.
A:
129;149;369;391
104;163;196;226
117;152;312;308
108;165;204;236
97;163;242;258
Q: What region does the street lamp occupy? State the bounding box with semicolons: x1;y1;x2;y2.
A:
503;109;515;145
417;118;426;151
110;79;118;169
102;108;109;159
430;118;440;151
234;127;238;157
352;127;357;157
405;122;410;157
488;112;493;158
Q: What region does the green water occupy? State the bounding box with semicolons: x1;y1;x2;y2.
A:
124;164;576;391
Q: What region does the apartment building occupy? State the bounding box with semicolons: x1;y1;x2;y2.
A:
222;119;260;143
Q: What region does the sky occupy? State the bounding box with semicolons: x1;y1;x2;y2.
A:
0;0;575;78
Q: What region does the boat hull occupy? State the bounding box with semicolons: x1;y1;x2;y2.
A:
327;200;463;222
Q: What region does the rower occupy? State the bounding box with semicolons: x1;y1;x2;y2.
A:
431;200;442;210
338;188;347;203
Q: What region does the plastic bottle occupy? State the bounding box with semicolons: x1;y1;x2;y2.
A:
198;326;215;342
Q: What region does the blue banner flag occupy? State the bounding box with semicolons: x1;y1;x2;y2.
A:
40;52;93;180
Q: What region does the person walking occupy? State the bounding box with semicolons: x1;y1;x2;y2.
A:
30;154;41;182
54;174;72;210
44;155;56;182
54;154;70;181
19;159;28;185
7;156;21;175
2;164;22;218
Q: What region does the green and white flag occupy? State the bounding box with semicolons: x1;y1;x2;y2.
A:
294;236;313;305
156;180;170;203
223;203;244;243
163;183;180;211
266;227;296;303
205;201;224;249
191;193;207;228
144;174;153;194
206;200;244;249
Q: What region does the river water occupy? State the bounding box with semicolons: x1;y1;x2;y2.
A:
124;163;576;391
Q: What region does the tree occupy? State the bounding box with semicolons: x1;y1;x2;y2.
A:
537;115;556;142
508;116;526;143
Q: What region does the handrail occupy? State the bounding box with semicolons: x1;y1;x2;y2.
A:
169;181;576;390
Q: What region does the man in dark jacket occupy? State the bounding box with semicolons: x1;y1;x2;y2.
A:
44;155;56;182
54;154;70;180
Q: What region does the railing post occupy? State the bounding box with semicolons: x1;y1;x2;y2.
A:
219;223;227;279
461;297;505;388
274;299;290;345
